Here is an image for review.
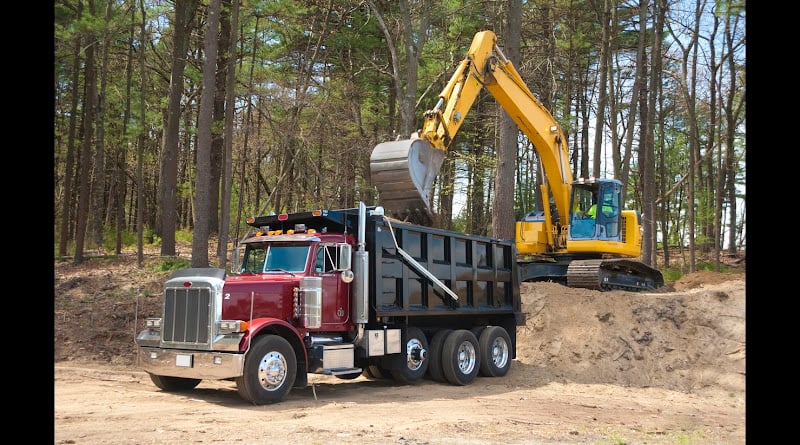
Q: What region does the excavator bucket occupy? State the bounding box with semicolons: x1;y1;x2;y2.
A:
370;138;446;219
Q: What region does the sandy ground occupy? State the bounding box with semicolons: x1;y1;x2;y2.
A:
54;266;745;445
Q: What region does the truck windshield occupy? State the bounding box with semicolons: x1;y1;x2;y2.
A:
242;244;310;274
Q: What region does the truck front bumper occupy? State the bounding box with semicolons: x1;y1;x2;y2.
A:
138;347;245;380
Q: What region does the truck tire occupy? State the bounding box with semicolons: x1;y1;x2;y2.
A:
426;329;451;383
441;329;480;386
390;326;429;384
148;373;201;391
365;364;389;379
477;326;512;377
235;334;297;405
335;371;363;380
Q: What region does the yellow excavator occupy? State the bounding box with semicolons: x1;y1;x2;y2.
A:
370;30;663;291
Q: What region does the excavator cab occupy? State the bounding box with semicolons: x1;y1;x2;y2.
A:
568;179;622;241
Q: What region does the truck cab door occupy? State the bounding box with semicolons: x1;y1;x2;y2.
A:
313;244;351;329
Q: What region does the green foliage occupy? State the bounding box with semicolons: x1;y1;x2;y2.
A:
696;261;736;273
606;434;628;445
661;260;737;282
102;226;137;252
671;430;709;444
175;229;194;243
661;267;683;282
149;257;191;273
450;212;467;233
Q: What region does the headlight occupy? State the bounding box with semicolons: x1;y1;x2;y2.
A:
218;320;249;334
145;318;161;329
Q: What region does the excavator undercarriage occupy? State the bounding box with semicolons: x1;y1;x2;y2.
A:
519;257;664;292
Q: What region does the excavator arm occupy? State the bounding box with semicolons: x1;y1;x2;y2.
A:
370;30;572;229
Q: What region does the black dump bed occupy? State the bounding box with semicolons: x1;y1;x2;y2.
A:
247;206;523;326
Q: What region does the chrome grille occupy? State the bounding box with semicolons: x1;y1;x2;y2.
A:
163;286;212;345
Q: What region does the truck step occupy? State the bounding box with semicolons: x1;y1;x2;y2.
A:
324;368;363;376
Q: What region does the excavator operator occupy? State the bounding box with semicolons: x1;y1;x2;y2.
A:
586;194;614;219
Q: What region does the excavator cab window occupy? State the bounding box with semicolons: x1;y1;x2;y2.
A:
569;181;622;240
595;183;621;238
570;187;595;221
569;186;598;238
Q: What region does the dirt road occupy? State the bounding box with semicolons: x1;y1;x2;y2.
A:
54;361;742;444
54;273;745;445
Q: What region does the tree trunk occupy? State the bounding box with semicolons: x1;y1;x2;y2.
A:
90;0;113;249
158;0;197;256
217;0;239;268
74;0;98;264
208;0;232;235
192;0;221;267
591;0;611;178
493;0;521;240
59;17;83;258
136;0;147;266
116;0;136;255
723;5;745;256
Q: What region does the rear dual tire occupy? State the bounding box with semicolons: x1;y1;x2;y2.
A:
427;326;512;385
441;329;480;386
477;326;512;377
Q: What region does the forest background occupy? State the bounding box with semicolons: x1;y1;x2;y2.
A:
53;0;746;276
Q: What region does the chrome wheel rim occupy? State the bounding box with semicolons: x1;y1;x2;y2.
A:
257;351;288;391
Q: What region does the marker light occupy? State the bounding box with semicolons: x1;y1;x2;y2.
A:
218;320;249;334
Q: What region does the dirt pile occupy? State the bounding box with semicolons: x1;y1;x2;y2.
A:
514;275;745;396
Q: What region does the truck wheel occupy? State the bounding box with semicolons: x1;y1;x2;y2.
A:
477;326;512;377
390;326;429;384
441;329;480;386
426;329;451;382
235;335;297;405
148;373;201;391
365;365;388;379
470;325;486;340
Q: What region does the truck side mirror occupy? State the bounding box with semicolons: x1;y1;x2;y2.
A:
337;244;352;270
341;269;354;283
337;244;353;283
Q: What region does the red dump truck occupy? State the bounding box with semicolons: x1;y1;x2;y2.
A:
136;202;524;404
